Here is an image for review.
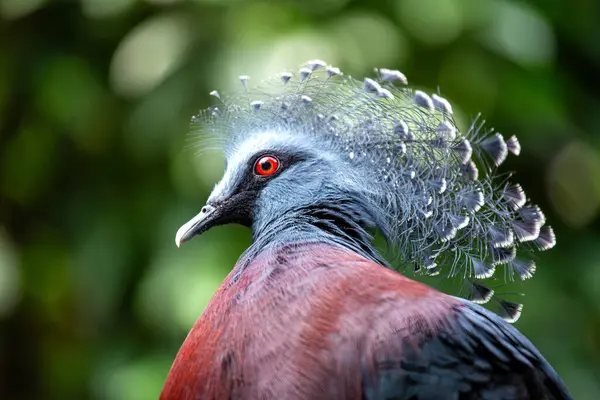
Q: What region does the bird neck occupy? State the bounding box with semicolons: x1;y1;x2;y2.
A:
246;196;389;268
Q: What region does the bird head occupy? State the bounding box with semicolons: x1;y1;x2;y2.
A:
174;60;555;322
175;131;369;244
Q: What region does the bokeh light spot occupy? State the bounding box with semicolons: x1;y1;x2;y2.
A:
0;0;46;19
110;13;191;98
395;0;463;46
329;12;407;73
548;141;600;228
0;228;20;318
136;238;228;334
81;0;135;19
94;355;173;400
477;0;555;66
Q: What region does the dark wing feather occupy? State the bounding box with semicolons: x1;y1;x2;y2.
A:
362;300;572;400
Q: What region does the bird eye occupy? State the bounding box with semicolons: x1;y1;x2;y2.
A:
255;155;280;176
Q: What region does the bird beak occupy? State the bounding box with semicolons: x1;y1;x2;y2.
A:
175;204;218;247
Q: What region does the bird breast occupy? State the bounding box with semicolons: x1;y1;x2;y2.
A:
160;242;456;400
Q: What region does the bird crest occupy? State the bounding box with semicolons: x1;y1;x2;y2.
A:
190;59;555;323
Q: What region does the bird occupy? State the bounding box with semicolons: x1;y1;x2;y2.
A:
160;59;572;399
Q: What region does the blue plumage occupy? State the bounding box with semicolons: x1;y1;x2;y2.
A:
187;59;554;322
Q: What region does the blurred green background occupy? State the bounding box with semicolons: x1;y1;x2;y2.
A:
1;0;599;398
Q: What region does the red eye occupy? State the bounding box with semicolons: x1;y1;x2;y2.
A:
255;155;280;176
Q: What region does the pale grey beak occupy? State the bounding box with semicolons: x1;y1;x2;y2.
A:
175;204;217;247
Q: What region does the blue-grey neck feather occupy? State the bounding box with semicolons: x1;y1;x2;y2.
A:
193;60;555;323
249;184;391;268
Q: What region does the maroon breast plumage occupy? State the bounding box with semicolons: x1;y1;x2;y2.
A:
161;243;457;399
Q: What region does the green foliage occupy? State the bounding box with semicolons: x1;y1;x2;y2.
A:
0;0;599;398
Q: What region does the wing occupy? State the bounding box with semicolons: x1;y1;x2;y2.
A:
361;300;572;400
